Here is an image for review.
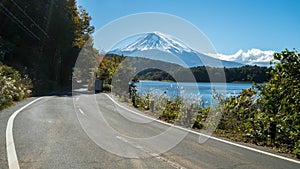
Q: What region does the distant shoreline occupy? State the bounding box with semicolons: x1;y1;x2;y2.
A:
137;80;255;84
231;81;253;84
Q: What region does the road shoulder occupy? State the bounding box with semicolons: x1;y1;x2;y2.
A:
0;97;39;169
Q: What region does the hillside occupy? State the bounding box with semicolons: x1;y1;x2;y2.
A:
99;54;270;85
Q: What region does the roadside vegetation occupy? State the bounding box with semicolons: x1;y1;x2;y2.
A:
0;63;32;110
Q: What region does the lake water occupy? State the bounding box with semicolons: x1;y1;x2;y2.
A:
135;80;254;106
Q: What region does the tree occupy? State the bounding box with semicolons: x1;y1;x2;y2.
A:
259;49;300;157
197;49;300;158
0;0;94;93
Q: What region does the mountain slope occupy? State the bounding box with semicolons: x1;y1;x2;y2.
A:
110;32;244;68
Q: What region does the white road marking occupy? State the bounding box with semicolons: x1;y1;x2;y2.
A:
104;94;172;126
78;108;87;117
104;93;300;165
6;97;43;169
73;88;88;92
115;135;186;169
116;135;128;143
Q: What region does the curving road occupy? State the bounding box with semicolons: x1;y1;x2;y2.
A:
0;93;300;169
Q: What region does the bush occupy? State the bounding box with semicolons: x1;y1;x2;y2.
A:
159;96;182;123
213;49;300;157
193;106;210;129
0;63;32;109
259;49;300;156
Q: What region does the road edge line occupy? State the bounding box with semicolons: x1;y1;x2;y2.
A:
6;97;43;169
103;93;300;165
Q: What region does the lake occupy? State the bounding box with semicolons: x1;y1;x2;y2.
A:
135;80;254;106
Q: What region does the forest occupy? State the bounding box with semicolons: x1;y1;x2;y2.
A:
98;54;271;84
137;65;271;83
0;0;94;94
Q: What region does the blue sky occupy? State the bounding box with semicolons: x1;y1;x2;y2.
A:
77;0;300;54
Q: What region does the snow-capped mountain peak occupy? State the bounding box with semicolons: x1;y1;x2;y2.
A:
110;32;244;68
115;32;192;54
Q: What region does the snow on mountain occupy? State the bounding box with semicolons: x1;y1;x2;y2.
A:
110;32;244;68
206;49;275;66
114;32;192;54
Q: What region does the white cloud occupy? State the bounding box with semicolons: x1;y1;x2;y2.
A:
206;49;275;66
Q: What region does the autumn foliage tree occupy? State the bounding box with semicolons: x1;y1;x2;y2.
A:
0;0;94;94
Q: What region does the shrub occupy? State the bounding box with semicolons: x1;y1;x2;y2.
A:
259;49;300;155
0;63;32;109
213;49;300;157
193;106;210;129
159;96;182;123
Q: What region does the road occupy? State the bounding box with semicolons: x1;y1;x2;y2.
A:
0;92;300;169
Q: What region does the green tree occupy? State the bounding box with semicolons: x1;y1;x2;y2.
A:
259;49;300;156
194;49;300;158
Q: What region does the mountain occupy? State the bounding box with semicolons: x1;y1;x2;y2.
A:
206;49;274;67
110;32;244;68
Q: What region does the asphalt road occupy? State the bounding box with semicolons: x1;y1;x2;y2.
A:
0;93;300;169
